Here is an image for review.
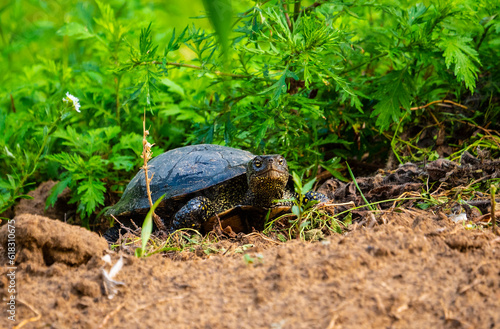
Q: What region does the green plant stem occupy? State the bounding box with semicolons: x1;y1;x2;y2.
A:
115;75;121;123
295;204;303;239
476;21;494;50
138;60;270;80
231;0;272;28
264;196;431;236
340;52;388;75
293;0;301;21
328;195;445;221
391;112;409;164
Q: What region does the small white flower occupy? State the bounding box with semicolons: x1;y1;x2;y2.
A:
63;92;81;112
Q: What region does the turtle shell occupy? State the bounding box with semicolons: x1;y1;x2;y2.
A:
106;144;255;219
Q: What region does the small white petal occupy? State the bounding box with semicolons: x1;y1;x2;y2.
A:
64;92;81;112
108;255;124;279
101;254;112;265
450;213;467;222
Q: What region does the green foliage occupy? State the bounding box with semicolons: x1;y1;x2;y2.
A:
289;172;317;229
438;36;480;91
0;95;73;216
372;68;414;130
46;126;141;219
1;0;499;225
264;172;344;240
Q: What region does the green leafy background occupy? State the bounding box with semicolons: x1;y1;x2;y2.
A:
1;0;499;227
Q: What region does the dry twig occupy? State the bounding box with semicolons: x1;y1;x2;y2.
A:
457;120;500;150
491;184;497;233
141;110;165;231
98;302;126;329
13;299;41;329
410;99;467;111
110;214;141;242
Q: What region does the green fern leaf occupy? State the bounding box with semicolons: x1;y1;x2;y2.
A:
438;36;480;92
77;178;106;218
372;69;413;130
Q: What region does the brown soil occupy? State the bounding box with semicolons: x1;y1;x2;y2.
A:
1;154;500;329
1;210;500;329
13;180;76;225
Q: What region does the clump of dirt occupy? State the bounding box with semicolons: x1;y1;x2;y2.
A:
0;214;108;270
1;211;499;328
13;180;75;222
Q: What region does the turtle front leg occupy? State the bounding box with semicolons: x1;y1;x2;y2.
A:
302;191;329;204
170;196;213;232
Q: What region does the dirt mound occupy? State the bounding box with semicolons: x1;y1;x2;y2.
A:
1;212;499;328
13;180;74;221
0;214;107;269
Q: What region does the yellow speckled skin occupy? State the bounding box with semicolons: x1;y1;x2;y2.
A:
243;155;293;208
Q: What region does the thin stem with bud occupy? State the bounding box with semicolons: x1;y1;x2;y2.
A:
142;110;166;231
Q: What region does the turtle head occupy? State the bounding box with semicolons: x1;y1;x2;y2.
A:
247;155;289;198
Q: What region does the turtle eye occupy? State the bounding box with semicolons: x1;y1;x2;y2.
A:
278;158;284;165
254;160;262;168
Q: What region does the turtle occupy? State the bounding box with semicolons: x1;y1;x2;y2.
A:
103;144;328;243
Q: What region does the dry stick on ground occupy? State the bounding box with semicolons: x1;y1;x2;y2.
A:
13;299;41;329
110;214;138;242
246;231;282;245
98;302;126;329
457;120;500;151
142;111;166;231
491;184;497;233
409;99;468;111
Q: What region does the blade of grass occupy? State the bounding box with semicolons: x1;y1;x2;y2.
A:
138;194;165;257
345;162;376;211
